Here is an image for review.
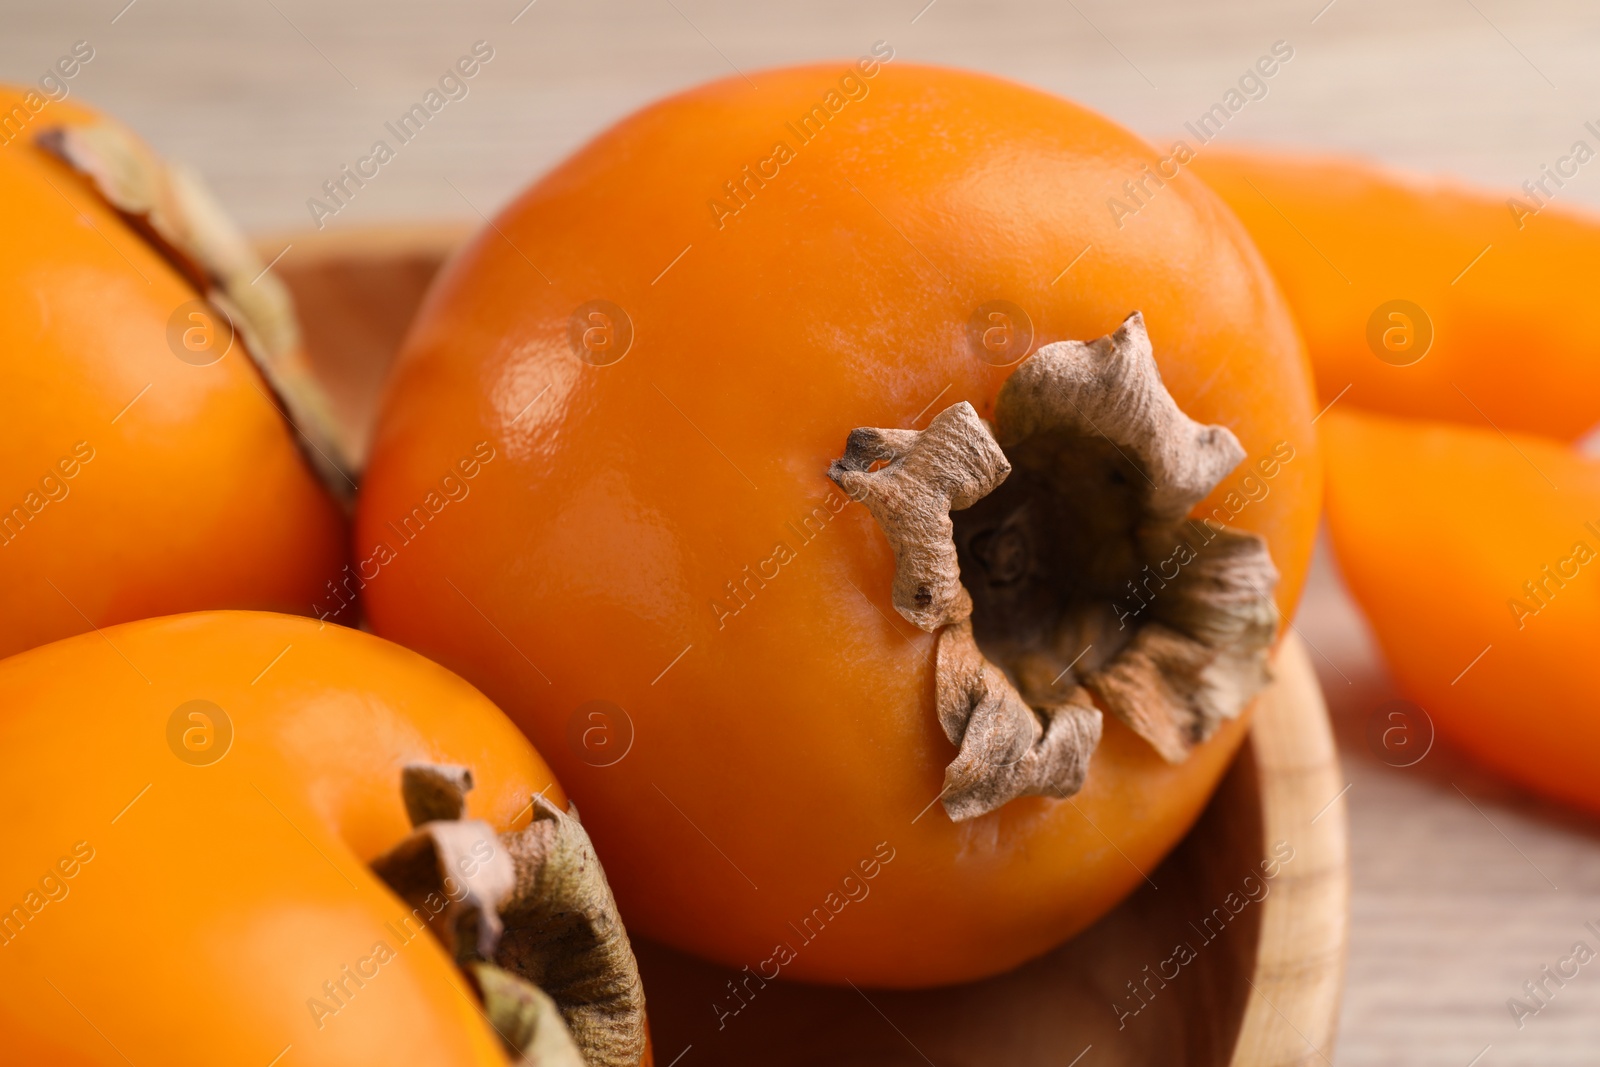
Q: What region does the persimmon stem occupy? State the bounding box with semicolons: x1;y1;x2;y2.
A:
401;762;474;824
371;765;647;1067
829;312;1279;821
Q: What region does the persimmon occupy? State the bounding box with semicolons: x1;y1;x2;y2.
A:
357;61;1322;986
1323;408;1600;815
1193;147;1600;440
0;86;350;661
0;610;650;1066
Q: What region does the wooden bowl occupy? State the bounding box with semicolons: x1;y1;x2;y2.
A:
266;225;1350;1067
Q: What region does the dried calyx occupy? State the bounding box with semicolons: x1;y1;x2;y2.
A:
370;763;647;1067
829;312;1279;821
36;121;356;501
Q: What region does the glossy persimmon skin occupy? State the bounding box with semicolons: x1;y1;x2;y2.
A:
0;87;346;661
358;63;1321;986
1194;147;1600;441
0;611;570;1066
1324;409;1600;815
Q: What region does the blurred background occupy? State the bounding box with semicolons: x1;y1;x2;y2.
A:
7;1;1600;1063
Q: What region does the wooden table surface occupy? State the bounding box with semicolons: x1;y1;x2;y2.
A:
8;2;1600;1063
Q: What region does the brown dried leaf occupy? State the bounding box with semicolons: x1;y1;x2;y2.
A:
369;817;516;963
827;402;1011;632
829;312;1279;820
372;767;647;1066
495;795;647;1067
401;762;475;825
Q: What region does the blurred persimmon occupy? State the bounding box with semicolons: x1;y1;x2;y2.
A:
1194;147;1600;440
1324;408;1600;815
0;611;649;1066
0;86;349;661
357;62;1321;986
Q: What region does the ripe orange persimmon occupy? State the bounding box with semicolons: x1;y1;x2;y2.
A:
0;86;348;661
1193;147;1600;440
358;62;1321;986
1323;408;1600;815
0;611;649;1066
